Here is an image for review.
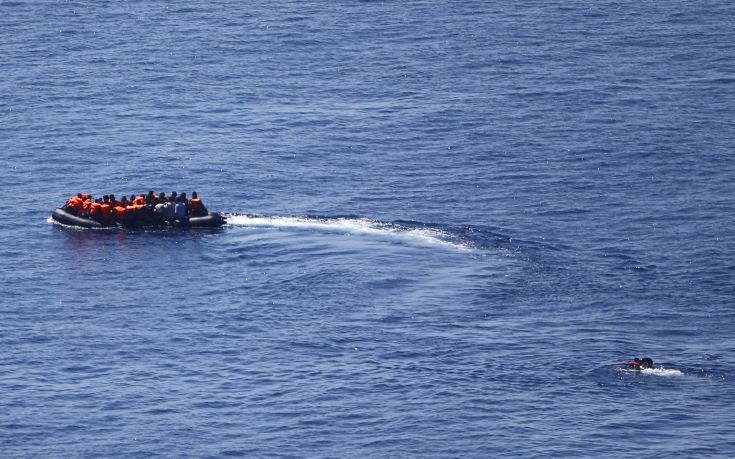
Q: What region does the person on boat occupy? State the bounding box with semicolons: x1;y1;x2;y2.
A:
179;192;190;216
100;197;113;224
189;191;208;217
113;199;127;224
160;197;174;222
627;357;653;370
90;199;102;222
124;198;136;225
170;191;178;204
133;195;146;219
153;198;167;224
174;195;188;223
81;196;92;217
132;195;145;207
64;194;85;215
142;194;156;225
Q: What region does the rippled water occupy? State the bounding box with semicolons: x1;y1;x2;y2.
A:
2;1;734;457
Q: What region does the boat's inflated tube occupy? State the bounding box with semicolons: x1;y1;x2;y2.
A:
52;208;104;228
52;208;227;229
184;212;227;228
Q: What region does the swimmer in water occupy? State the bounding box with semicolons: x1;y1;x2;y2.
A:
627;357;653;370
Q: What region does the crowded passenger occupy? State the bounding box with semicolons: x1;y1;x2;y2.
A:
63;193;84;215
189;191;207;217
174;196;188;223
62;191;210;226
163;197;176;222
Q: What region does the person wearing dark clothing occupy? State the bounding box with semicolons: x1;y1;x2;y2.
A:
189;191;208;217
627;357;653;370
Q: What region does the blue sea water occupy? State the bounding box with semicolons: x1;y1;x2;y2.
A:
1;1;734;457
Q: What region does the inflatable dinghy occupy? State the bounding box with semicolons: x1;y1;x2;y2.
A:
51;208;227;229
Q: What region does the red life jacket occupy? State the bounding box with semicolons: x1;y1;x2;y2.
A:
134;197;146;206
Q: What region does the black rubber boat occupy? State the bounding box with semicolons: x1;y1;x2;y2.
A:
51;208;227;229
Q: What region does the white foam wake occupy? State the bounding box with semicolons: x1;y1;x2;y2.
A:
225;215;470;251
640;368;684;377
618;367;685;377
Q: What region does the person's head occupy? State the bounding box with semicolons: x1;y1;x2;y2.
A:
130;194;136;201
77;193;83;198
171;191;177;197
103;195;109;202
121;196;128;204
148;190;154;196
192;191;198;199
180;192;187;200
109;194;115;202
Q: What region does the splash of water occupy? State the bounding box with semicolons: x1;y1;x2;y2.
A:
640;368;684;377
618;367;685;377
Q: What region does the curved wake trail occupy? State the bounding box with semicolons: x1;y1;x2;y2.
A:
225;214;472;251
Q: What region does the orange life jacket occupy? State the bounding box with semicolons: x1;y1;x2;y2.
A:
66;196;83;211
99;203;110;218
189;198;203;213
114;206;126;220
89;202;101;216
126;204;137;214
82;199;92;214
134;197;146;206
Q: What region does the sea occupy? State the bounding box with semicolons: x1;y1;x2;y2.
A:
1;1;734;457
